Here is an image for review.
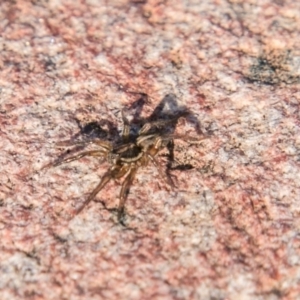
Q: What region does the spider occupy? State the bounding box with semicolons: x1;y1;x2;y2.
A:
45;100;199;222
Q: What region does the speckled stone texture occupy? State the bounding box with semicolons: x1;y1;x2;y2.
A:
1;0;300;299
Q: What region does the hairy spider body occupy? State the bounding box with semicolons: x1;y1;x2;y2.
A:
75;132;173;220
46;104;198;222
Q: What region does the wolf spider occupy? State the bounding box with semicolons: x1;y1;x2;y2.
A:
45;99;199;222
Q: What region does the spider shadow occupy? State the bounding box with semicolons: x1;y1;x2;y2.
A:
60;92;201;149
51;117;119;165
47;93;202;223
123;93;202;185
125;93;201;136
76;93;201;174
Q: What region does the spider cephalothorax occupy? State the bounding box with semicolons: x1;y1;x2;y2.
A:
45;98;199;222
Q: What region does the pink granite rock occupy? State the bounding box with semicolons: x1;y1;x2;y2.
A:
1;0;300;299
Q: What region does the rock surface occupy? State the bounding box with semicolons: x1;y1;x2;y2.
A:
0;0;300;299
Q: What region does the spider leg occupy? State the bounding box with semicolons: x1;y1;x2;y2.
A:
118;165;138;221
56;139;112;149
169;134;203;143
165;139;177;185
167;139;175;161
75;164;129;215
147;154;174;189
154;137;177;188
121;109;130;142
90;140;112;151
114;142;136;155
43;150;107;169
